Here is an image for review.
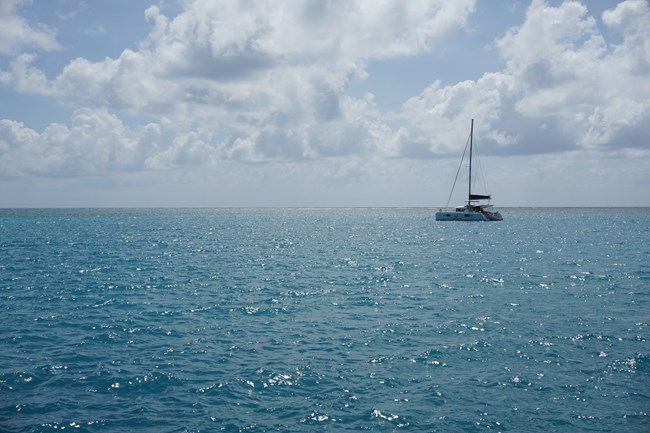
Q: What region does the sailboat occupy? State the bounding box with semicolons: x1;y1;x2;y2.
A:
435;119;503;221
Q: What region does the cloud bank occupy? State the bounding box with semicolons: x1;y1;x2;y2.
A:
0;0;648;206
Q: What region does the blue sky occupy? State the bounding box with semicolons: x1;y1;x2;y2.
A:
0;0;648;207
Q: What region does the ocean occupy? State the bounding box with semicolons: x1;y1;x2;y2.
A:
1;208;648;432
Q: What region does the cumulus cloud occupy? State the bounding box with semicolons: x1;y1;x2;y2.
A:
0;53;55;94
0;0;649;185
397;0;650;157
397;73;515;157
0;108;145;178
0;0;61;55
496;0;650;151
1;0;476;172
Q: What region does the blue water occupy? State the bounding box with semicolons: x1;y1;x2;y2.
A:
1;208;648;432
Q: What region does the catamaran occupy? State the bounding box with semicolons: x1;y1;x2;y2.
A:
435;119;503;221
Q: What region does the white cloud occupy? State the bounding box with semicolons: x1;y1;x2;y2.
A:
0;0;61;55
0;0;648;207
145;129;219;169
0;108;145;178
1;53;55;94
82;24;106;36
396;0;650;158
1;0;476;169
397;73;515;156
494;0;650;151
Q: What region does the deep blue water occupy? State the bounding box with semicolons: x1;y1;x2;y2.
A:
0;208;648;433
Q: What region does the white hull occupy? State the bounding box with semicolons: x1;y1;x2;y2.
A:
435;210;502;221
436;119;503;222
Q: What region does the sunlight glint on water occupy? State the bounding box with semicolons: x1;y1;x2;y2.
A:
0;208;648;432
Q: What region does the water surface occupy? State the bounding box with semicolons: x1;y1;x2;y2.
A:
1;208;648;432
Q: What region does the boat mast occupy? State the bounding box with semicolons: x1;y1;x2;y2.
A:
468;118;474;204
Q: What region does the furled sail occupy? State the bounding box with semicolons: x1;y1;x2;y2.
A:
469;194;491;200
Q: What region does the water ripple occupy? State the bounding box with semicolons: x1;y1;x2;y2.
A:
1;208;648;432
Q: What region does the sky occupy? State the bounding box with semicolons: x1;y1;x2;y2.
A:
0;0;649;208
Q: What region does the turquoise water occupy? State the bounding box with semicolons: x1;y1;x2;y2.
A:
1;208;648;432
